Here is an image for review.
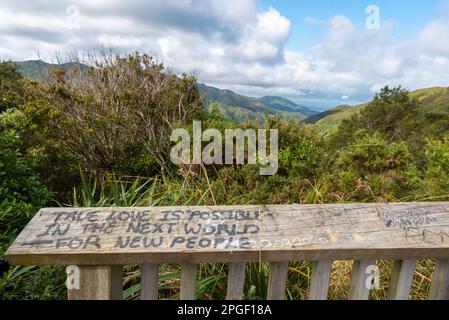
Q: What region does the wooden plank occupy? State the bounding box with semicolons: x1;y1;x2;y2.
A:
349;260;376;300
267;261;289;300
309;260;333;300
388;260;416;300
226;262;246;300
180;263;197;300
6;203;449;265
67;265;122;300
141;264;159;300
429;259;449;300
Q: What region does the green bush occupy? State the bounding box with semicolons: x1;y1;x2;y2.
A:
0;62;24;112
324;131;420;201
0;265;66;300
0;129;52;206
421;135;449;199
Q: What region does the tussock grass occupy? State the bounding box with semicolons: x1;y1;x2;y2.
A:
1;174;437;300
71;175;436;300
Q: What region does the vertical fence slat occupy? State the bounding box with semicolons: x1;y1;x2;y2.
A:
226;262;246;300
388;260;416;300
349;260;376;300
141;264;159;300
309;260;333;300
110;266;123;300
429;259;449;300
267;261;289;300
68;265;122;300
180;263;197;300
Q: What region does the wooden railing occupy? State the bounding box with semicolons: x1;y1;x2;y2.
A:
5;203;449;300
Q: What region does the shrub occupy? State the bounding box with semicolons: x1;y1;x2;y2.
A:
0;61;24;112
0;130;51;206
0;129;52;257
421;135;449;199
325;131;419;201
43;51;203;176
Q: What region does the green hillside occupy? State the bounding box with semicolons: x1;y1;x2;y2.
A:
410;87;449;113
14;60;318;123
197;83;318;122
260;96;317;117
15;60;87;80
304;104;354;124
309;87;449;134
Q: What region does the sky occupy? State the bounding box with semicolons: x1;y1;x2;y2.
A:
1;0;449;110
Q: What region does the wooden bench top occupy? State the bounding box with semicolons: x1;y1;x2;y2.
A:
6;202;449;265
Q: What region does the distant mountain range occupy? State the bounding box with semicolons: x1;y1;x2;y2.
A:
14;60;318;122
16;60;448;129
197;83;318;122
15;60;87;80
307;87;449;134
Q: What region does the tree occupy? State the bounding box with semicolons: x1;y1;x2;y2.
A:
422;135;449;199
44;51;203;176
326;131;418;201
332;86;422;148
0;61;24;112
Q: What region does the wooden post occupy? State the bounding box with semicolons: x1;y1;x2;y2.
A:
180;263;197;300
141;264;159;300
267;261;289;300
309;260;333;300
349;260;376;300
429;259;449;300
226;262;246;300
388;260;416;300
67;266;122;300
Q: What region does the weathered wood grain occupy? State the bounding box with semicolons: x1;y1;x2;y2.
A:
67;265;122;300
6;203;449;265
388;260;416;300
429;259;449;300
226;262;246;300
180;263;197;300
349;260;376;300
141;264;159;300
309;260;333;300
267;261;289;300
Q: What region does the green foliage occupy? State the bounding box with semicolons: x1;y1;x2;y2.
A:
112;144;158;177
0;129;54;301
334;86;421;147
421;135;449;199
0;61;24;112
312;86;449;135
325;131;419;201
0;130;52;205
71;172;162;208
0;265;66;300
1;61;448;300
275;118;324;178
198;83;317;123
0;129;52;257
44;52;203;175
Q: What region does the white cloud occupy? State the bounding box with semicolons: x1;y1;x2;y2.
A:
0;0;449;106
418;20;449;56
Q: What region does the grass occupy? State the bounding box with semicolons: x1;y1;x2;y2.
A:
0;173;437;300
